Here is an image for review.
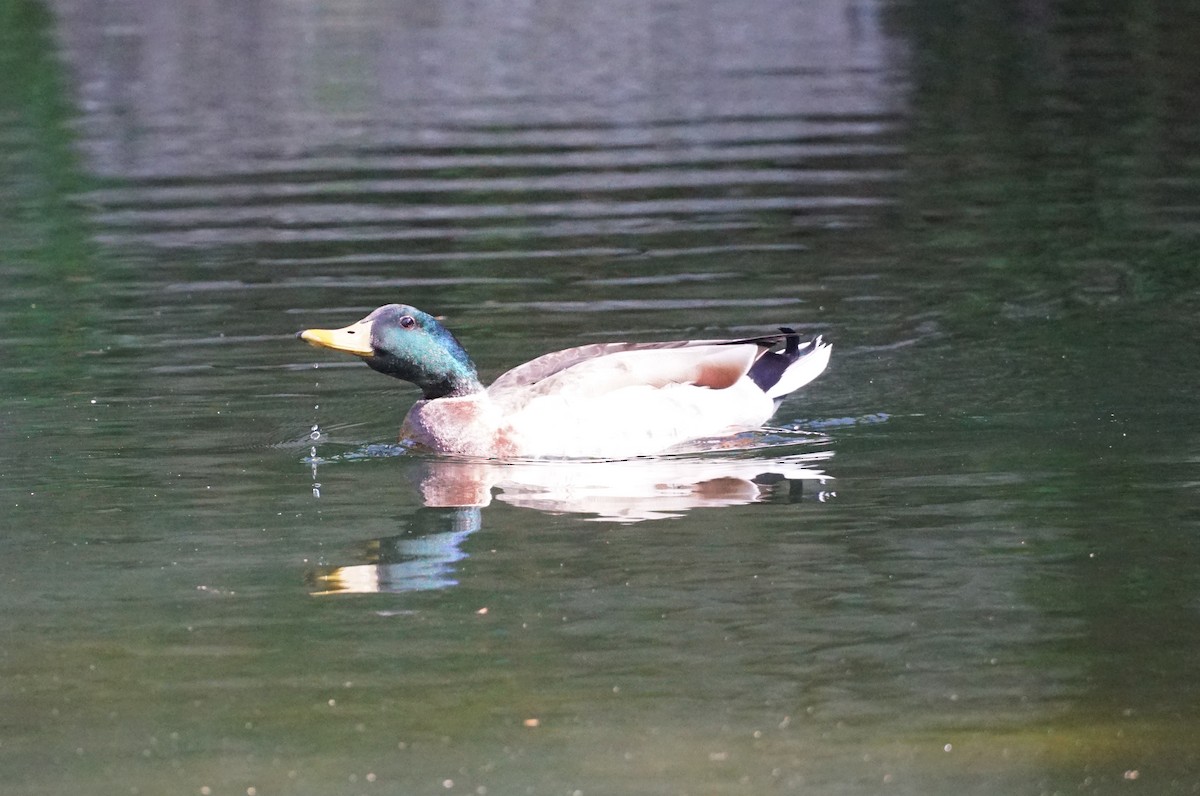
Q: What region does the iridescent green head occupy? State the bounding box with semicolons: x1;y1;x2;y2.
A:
299;304;483;399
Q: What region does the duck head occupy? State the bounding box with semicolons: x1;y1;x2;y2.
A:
298;304;484;399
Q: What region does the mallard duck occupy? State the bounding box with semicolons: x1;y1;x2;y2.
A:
298;304;830;459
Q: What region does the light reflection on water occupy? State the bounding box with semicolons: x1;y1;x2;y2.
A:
53;0;906;256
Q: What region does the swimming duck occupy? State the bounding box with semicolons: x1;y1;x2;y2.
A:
298;304;830;459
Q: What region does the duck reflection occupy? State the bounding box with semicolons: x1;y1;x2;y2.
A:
308;506;481;594
415;454;833;520
308;452;833;595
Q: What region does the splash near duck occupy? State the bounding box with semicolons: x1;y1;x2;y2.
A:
299;304;830;459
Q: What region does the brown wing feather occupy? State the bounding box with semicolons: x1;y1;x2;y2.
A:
486;332;793;392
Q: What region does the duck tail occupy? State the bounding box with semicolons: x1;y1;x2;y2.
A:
747;328;831;400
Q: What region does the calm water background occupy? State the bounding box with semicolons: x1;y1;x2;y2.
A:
3;0;1200;793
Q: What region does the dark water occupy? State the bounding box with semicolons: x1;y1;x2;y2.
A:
3;0;1200;793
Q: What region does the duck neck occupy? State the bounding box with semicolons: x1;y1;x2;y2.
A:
366;343;485;400
423;370;485;400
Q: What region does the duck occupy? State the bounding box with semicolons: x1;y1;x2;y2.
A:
298;304;831;459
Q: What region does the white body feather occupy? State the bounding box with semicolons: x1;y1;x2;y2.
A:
400;338;830;459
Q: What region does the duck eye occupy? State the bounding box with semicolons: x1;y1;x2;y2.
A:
399;315;417;330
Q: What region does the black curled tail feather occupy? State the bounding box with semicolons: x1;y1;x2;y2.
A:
747;327;829;401
748;327;804;393
781;326;799;356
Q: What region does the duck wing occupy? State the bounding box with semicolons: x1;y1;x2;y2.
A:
487;332;794;393
486;343;766;428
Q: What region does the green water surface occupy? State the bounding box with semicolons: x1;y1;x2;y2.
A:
2;1;1199;794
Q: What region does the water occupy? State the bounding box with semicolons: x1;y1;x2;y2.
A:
3;0;1200;793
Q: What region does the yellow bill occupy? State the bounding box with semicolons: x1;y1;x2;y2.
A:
298;318;374;356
